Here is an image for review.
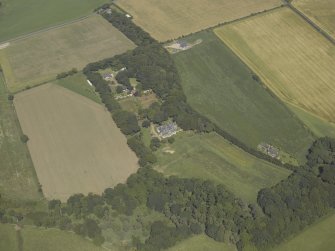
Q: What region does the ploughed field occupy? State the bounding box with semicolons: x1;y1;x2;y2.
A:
115;0;282;41
14;84;139;201
293;0;335;39
0;15;135;92
0;0;108;42
215;7;335;123
173;31;314;163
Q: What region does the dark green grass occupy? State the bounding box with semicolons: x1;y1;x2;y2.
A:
0;73;41;201
173;31;314;163
0;0;108;42
54;73;101;104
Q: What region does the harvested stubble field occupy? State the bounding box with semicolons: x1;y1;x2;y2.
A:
293;0;335;38
215;7;335;123
173;32;314;163
14;84;139;201
115;0;282;41
155;132;291;204
0;15;135;92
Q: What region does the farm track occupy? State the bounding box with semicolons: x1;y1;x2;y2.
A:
284;1;335;45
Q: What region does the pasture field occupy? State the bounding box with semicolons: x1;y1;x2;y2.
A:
54;73;101;104
293;0;335;38
273;213;335;251
0;15;135;92
14;84;139;201
0;0;108;42
0;73;41;201
0;224;105;251
173;32;314;163
167;234;237;251
155;132;291;203
115;0;282;41
287;104;335;138
215;7;335;123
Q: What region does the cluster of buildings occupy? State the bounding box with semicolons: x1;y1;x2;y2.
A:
156;123;178;138
258;143;279;158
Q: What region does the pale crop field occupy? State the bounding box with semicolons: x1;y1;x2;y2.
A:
14;84;139;201
0;15;135;92
215;8;335;123
115;0;282;41
293;0;335;38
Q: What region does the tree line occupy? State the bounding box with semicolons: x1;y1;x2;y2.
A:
1;137;335;250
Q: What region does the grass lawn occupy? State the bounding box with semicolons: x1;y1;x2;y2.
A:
0;224;105;251
115;0;281;41
293;0;335;38
0;15;135;92
155;132;291;204
14;84;138;201
167;234;237;251
215;7;335;123
273;212;335;251
0;0;108;42
173;31;314;164
0;73;41;201
54;73;101;104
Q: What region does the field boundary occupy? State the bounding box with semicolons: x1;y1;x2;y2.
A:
0;72;42;200
283;0;335;45
0;14;93;45
217;33;316;138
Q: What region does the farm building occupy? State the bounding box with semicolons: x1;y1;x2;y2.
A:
102;73;113;81
156;122;178;138
258;143;279;158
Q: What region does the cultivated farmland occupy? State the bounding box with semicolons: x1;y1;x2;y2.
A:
173;32;314;163
115;0;282;41
273;213;335;251
0;73;41;201
0;15;135;92
14;84;139;201
293;0;335;38
0;0;108;42
215;7;335;123
155;132;291;203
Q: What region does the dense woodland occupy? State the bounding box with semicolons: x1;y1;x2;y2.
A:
1;5;335;251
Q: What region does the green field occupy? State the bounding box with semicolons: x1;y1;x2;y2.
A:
0;0;108;42
0;73;41;201
173;31;314;163
273;213;335;251
167;234;237;251
0;224;105;251
155;132;291;203
54;73;101;104
287;104;335;138
0;15;135;92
